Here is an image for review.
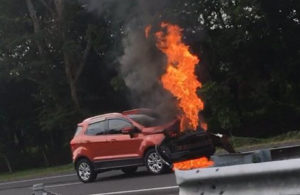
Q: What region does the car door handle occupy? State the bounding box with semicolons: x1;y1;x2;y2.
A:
110;139;117;142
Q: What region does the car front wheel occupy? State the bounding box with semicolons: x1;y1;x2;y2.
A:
144;149;168;174
76;158;97;183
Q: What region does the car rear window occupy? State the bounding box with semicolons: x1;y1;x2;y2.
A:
74;126;83;136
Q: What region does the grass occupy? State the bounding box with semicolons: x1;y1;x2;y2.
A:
231;130;300;149
0;163;73;182
1;131;300;182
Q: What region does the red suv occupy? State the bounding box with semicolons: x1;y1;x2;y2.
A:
70;109;178;183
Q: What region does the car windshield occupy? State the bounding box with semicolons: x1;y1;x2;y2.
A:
128;114;164;127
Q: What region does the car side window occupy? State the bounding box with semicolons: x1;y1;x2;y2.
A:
108;119;133;134
86;121;107;136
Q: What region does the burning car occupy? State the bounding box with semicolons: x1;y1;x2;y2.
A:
70;108;235;183
70;23;238;183
70;108;178;183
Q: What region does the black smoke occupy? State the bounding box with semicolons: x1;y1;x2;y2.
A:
83;0;179;120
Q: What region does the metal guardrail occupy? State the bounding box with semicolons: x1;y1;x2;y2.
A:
175;146;300;195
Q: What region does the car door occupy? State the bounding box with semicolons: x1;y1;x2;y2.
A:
84;120;111;161
106;118;143;159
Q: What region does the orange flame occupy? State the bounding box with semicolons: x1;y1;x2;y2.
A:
145;25;152;39
154;22;205;131
200;121;208;131
173;156;214;170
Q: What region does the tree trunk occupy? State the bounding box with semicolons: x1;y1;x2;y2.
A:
55;0;82;109
64;54;81;109
33;0;92;109
25;0;44;55
42;149;49;167
69;79;80;110
3;155;13;173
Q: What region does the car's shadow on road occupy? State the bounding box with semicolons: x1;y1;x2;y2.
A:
96;170;173;182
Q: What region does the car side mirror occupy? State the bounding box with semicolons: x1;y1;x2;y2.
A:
121;126;138;138
121;126;135;134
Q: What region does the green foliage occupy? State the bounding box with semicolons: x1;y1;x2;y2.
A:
200;82;241;131
0;0;299;172
175;0;300;137
232;131;300;148
0;163;73;182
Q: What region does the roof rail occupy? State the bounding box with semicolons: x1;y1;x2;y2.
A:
122;108;154;115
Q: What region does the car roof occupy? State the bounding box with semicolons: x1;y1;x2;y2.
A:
82;113;124;124
79;108;156;125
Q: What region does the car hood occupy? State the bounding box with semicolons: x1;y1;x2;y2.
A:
140;119;179;134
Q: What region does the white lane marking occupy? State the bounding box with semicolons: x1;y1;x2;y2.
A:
0;173;76;186
90;186;179;195
45;182;82;188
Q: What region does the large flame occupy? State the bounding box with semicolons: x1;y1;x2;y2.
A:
173;156;214;170
154;22;206;131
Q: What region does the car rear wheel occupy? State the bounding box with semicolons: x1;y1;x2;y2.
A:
121;166;138;175
76;158;97;183
144;148;168;174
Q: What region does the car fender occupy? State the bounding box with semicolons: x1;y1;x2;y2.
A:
73;146;92;162
139;134;165;155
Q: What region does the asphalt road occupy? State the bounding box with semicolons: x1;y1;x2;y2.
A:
3;142;300;195
0;167;179;195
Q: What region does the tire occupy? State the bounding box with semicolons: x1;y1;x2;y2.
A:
76;158;97;183
121;166;138;175
144;148;168;174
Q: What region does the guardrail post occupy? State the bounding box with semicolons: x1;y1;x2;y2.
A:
32;183;45;195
